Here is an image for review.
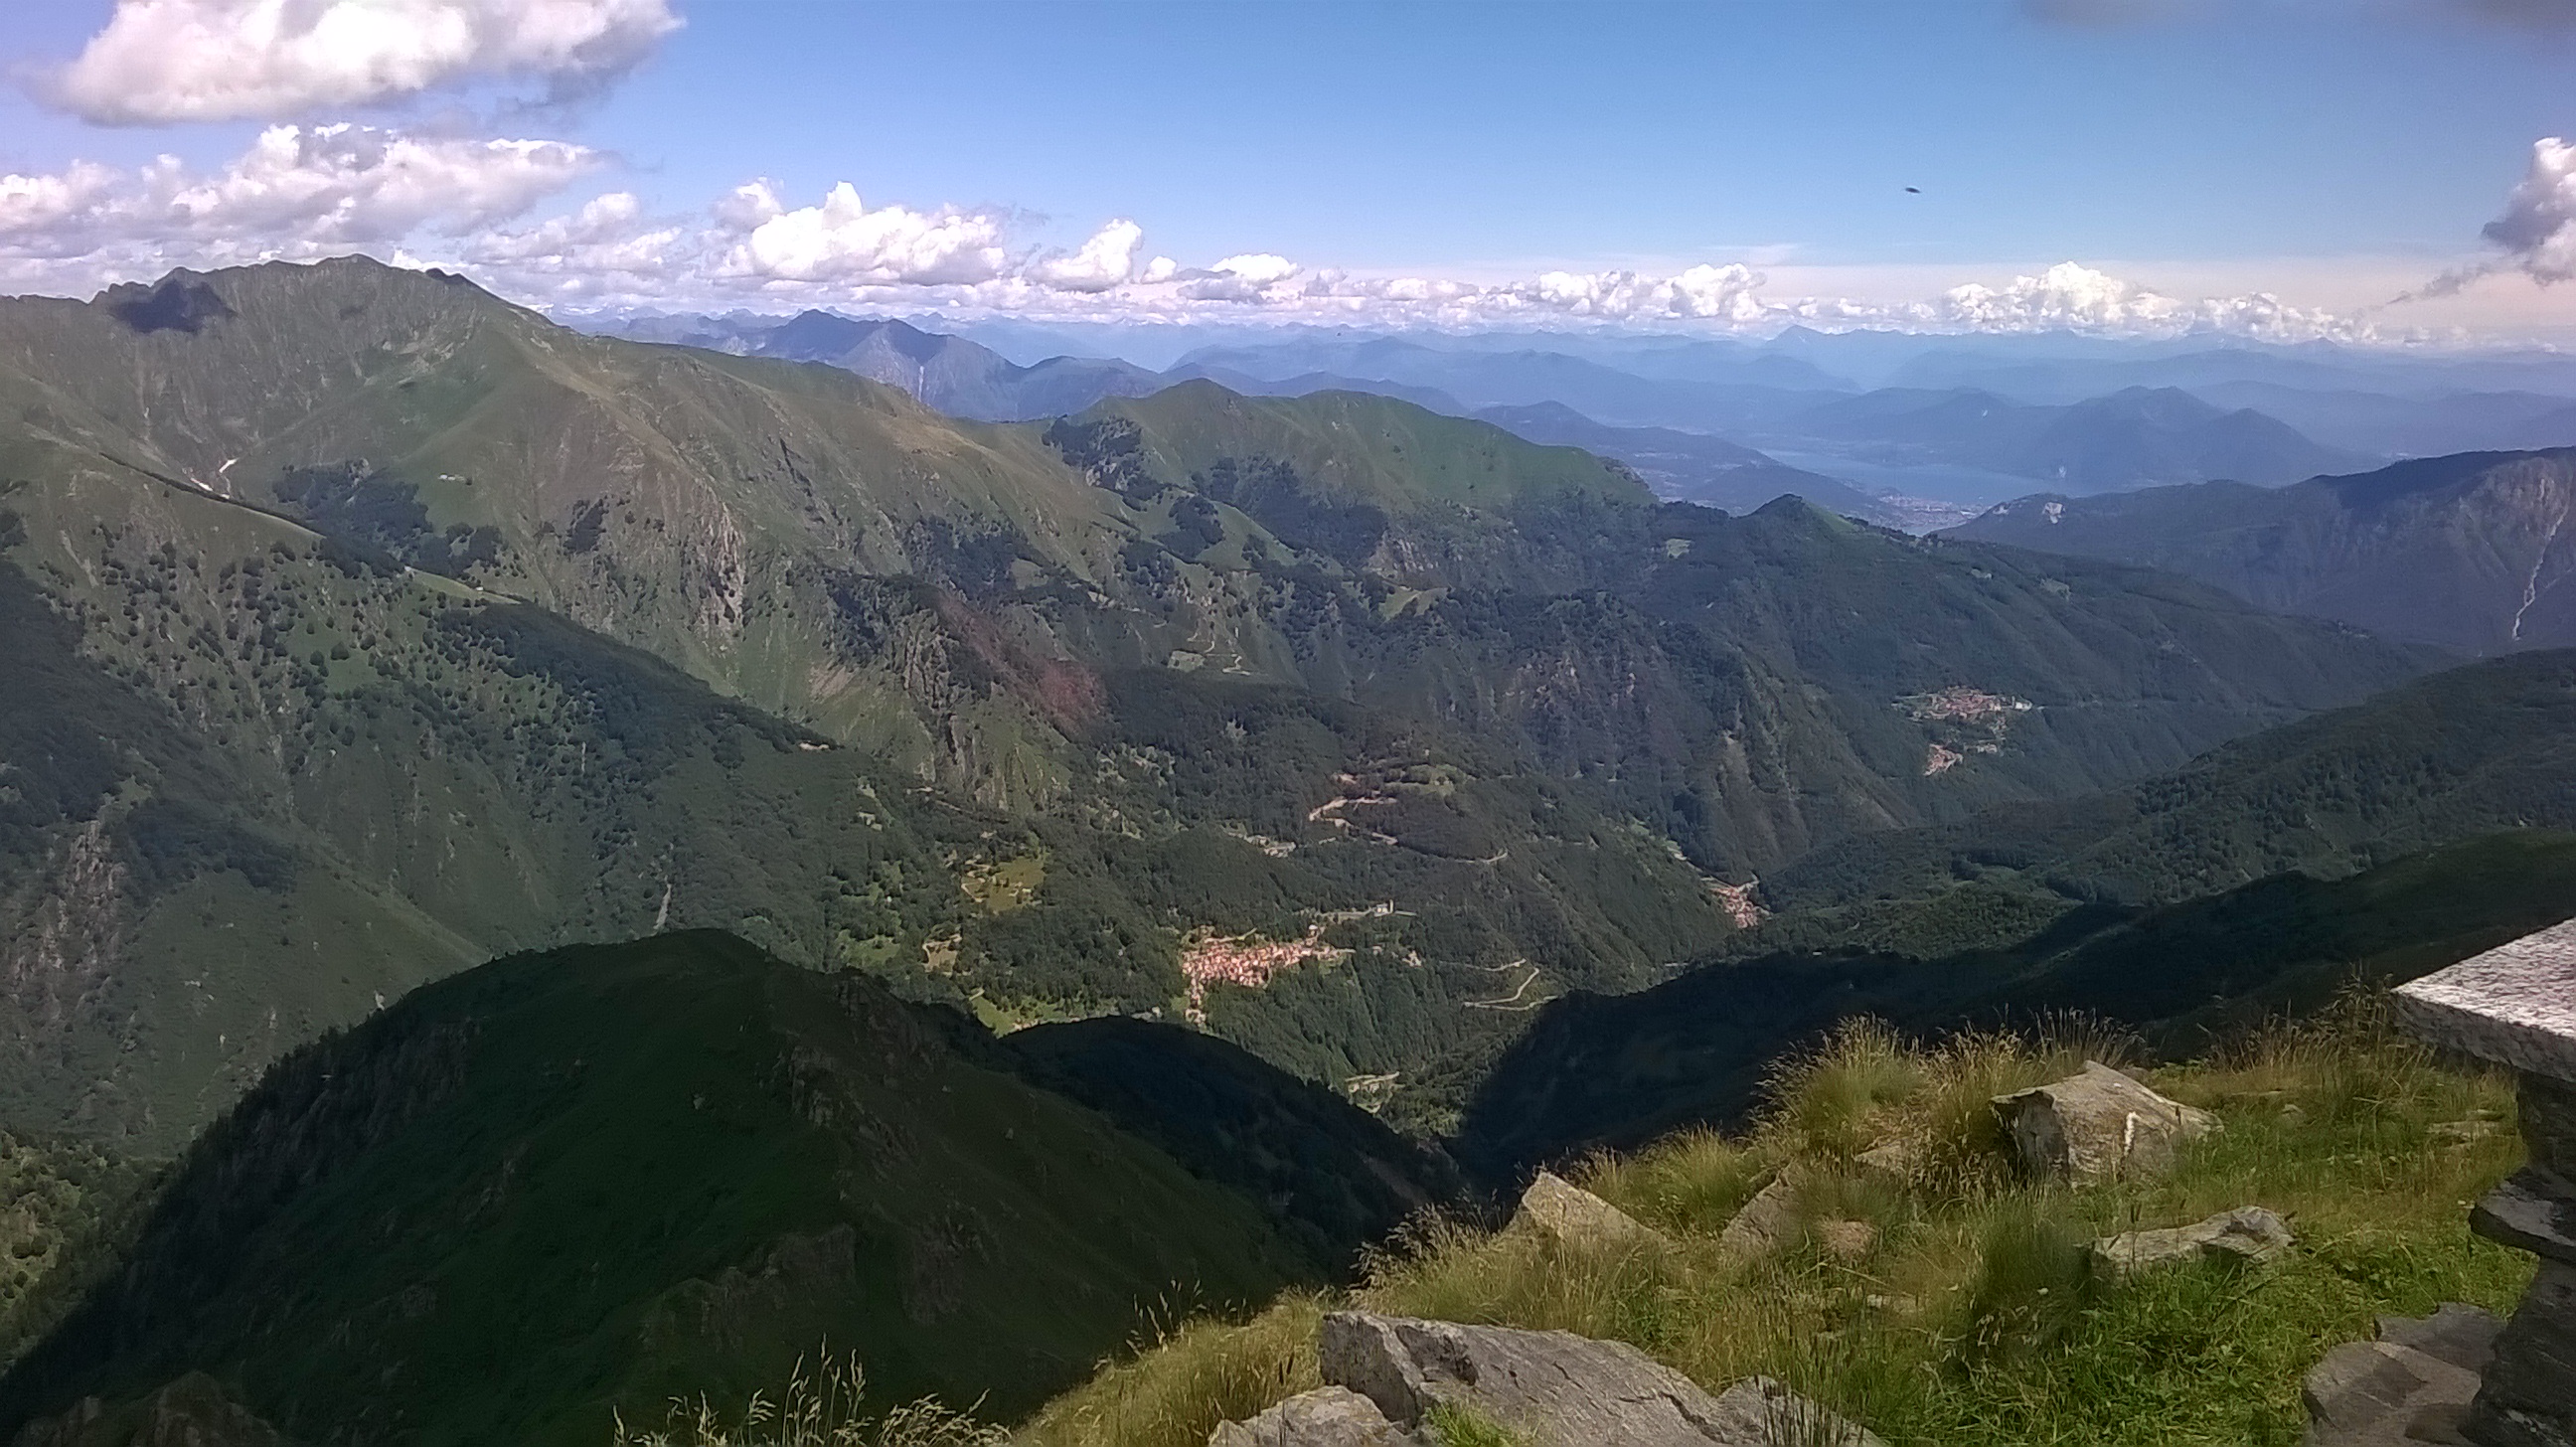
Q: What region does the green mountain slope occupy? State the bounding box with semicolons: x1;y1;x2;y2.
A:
0;932;1372;1445
0;256;2449;1152
1458;829;2576;1178
1950;448;2576;653
1767;646;2576;919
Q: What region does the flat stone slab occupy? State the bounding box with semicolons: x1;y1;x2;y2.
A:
2375;1302;2505;1373
2301;1340;2482;1447
2089;1206;2295;1281
2392;917;2576;1085
2473;1170;2576;1267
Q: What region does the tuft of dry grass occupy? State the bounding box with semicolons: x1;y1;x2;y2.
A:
613;1351;1006;1447
1014;1295;1324;1447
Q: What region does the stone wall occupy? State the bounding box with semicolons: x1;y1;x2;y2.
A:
2394;917;2576;1447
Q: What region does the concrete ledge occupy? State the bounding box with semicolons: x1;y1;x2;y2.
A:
2392;918;2576;1085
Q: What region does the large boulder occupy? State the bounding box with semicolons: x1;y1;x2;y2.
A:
1992;1061;2216;1182
1207;1386;1426;1447
1317;1311;1881;1446
1510;1170;1666;1253
2087;1206;2296;1281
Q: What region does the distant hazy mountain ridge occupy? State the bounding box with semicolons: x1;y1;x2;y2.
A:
1952;448;2576;653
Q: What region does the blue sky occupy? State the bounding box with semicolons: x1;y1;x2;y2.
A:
2;1;2572;339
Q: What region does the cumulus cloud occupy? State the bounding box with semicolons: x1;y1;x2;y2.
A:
2400;136;2576;301
717;182;1008;287
2482;136;2576;283
1895;261;2357;342
0;140;2392;347
1036;218;1143;292
0;124;596;293
47;0;681;124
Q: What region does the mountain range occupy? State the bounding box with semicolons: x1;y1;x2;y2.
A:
8;259;2576;1446
597;314;2438;513
1952;448;2576;653
0;257;2435;1153
1774;385;2366;492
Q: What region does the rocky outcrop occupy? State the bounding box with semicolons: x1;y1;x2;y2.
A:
2394;918;2576;1447
2302;1305;2502;1447
1510;1171;1666;1253
1315;1311;1882;1446
2087;1206;2295;1281
1716;1169;1805;1260
1992;1061;2216;1182
1206;1386;1426;1447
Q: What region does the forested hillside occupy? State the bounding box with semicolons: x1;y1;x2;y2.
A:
0;258;2441;1154
0;932;1443;1444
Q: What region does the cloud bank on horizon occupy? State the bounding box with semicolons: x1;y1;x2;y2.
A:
0;0;2557;345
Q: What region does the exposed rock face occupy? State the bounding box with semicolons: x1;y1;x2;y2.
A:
1317;1311;1883;1446
1510;1170;1666;1252
2394;920;2576;1447
2088;1206;2296;1280
1206;1386;1425;1447
1992;1060;2217;1182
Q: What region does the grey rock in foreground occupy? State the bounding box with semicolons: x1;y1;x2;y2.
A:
2301;1304;2500;1447
1207;1386;1428;1447
1716;1169;1805;1260
1510;1170;1667;1253
1318;1310;1882;1446
1992;1060;2215;1182
2467;1260;2576;1447
2088;1206;2295;1280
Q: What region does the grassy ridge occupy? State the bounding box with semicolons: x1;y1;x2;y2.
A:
1022;1007;2529;1447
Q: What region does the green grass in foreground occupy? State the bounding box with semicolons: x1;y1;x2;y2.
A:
1012;999;2528;1447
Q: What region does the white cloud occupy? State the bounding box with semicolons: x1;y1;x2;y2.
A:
48;0;681;124
0;124;596;293
1036;218;1143;292
0;143;2401;346
717;182;1007;287
459;190;684;295
2482;136;2576;284
1175;252;1303;301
